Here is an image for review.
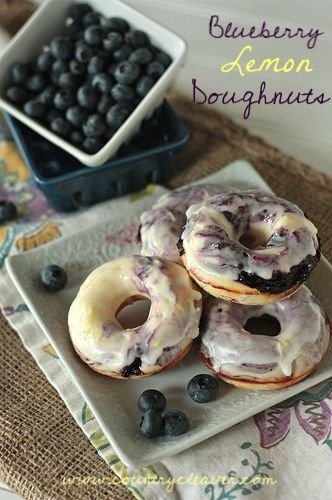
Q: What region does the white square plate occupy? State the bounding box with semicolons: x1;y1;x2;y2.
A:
6;161;332;467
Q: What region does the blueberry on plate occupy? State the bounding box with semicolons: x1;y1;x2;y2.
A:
5;86;28;104
36;52;54;73
114;61;140;85
50;37;73;61
187;374;219;403
91;72;113;93
140;409;163;438
129;48;153;66
102;32;123;52
10;62;29;85
103;17;129;34
163;410;189;436
50;117;72;137
83;114;106;137
113;44;132;62
126;30;149;48
75;42;93;63
136;76;154;97
66;105;87;127
37;86;56;106
58;72;82;89
106;103;130;129
23;100;47;119
138;389;166;413
68;3;92;20
147;61;165;80
54;89;75;110
83;136;103;153
111;83;135;103
70;129;85;147
87;55;105;75
25;74;46;93
84;25;103;46
40;264;68;291
97;95;114;114
77;85;99;110
0;200;17;224
155;51;172;68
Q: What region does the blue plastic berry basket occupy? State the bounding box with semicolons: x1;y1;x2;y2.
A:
4;101;188;211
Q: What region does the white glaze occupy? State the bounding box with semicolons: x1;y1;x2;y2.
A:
139;184;226;262
200;286;330;380
182;190;319;282
68;255;202;375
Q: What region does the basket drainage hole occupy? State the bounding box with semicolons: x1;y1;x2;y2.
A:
72;191;83;207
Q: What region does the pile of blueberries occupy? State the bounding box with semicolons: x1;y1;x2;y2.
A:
5;2;172;154
139;375;219;438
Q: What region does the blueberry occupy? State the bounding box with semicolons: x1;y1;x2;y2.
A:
10;63;29;84
45;108;62;124
155;51;172;67
136;76;154;97
25;74;46;93
103;17;129;34
40;264;67;291
37;86;56;106
83;12;102;27
36;52;54;72
75;42;93;63
114;61;140;85
138;389;166;413
54;89;75;110
50;117;72;137
52;59;69;77
50;37;73;60
23;100;47;118
91;72;113;93
77;85;99;110
5;86;28;104
147;61;165;80
97;95;113;114
140;410;163;438
84;25;103;46
0;200;17;224
70;129;85;146
129;48;153;66
64;18;82;40
111;83;135;103
83;136;103;153
187;374;219;403
163;410;189;436
113;44;132;62
58;72;81;89
83;114;106;137
66;105;87;127
69;60;86;76
68;3;92;19
107;62;119;76
102;32;123;52
106;103;130;129
126;30;149;48
87;55;105;75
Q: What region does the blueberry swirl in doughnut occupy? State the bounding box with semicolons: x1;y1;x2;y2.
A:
179;190;320;304
68;256;202;379
139;184;225;263
199;287;331;390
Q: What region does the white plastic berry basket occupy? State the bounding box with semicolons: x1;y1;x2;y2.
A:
0;0;187;166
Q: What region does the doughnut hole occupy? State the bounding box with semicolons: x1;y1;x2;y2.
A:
116;296;151;329
244;314;281;337
239;228;269;250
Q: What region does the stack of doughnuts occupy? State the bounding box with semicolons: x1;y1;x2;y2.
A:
68;184;331;387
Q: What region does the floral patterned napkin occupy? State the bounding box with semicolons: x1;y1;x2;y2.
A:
1;118;331;500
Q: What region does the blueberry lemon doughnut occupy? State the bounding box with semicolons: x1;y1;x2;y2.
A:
68;256;202;379
200;287;331;390
179;190;320;304
139;184;225;263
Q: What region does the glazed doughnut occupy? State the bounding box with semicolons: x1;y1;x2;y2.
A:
139;184;225;263
68;255;202;379
199;286;331;390
179;190;320;304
